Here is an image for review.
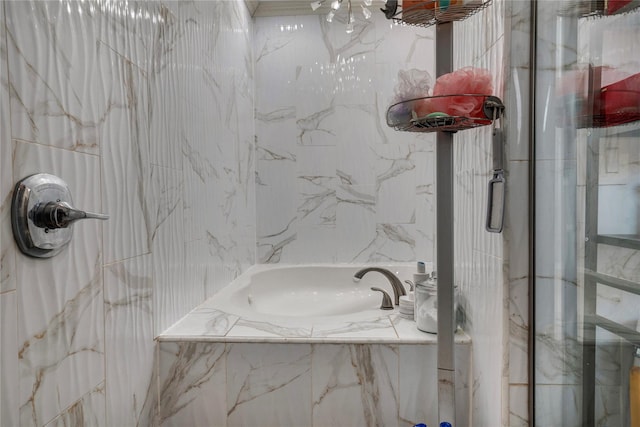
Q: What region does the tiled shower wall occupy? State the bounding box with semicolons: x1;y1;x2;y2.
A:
0;1;255;426
452;1;530;426
254;13;438;264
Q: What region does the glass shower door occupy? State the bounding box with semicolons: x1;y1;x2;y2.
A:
534;2;640;426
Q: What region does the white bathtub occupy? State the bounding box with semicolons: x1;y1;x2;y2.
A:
160;262;469;344
158;263;472;427
214;263;419;320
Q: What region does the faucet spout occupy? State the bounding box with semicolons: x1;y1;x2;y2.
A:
354;267;406;306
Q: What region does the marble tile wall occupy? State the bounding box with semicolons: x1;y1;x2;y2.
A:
0;1;255;426
157;341;471;427
254;13;437;264
452;1;532;426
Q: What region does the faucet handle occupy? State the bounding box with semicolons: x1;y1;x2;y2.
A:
404;279;415;292
31;201;109;229
371;287;394;310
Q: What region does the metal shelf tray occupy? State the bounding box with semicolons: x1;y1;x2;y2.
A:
386;94;504;133
384;0;492;27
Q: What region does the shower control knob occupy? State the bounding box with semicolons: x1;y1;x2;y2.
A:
11;173;109;258
30;201;108;229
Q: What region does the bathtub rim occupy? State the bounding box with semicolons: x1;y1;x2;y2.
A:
159;262;471;345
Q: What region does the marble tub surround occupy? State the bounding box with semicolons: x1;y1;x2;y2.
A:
161;302;471;344
156;340;472;427
157;263;473;426
158;262;473;343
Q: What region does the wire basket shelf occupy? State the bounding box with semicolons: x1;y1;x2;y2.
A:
386;0;492;27
386;94;504;133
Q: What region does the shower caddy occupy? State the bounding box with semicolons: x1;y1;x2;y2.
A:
381;0;504;424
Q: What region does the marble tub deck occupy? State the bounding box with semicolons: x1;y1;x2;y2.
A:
156;301;473;426
159;300;471;344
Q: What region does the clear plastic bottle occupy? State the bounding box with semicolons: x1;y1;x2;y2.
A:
415;273;438;333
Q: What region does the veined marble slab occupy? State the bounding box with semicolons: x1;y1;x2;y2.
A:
160;305;470;345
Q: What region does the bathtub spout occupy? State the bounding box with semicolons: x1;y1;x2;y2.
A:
353;267;406;306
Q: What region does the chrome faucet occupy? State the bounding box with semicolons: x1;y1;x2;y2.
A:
353;267;406;306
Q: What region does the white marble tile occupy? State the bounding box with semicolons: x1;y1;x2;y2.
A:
391;315;437;342
453;168;476;289
226;343;312;427
398;345;438;426
6;1;105;153
534;385;581;427
312;316;397;340
375;143;417;224
184;238;245;302
99;40;151;262
255;109;298;159
459;251;505;427
256;158;298;250
257;225;298;264
162;307;239;338
595;385;624;427
296;152;337;228
333;106;378;186
374;14;435;69
312;344;398;427
534;159;578;280
158;342;227;427
148;165;188;335
350;223;416;263
1;291;18;427
227;318;313;339
254;17;305;111
509;384;528;427
509;278;529;384
534;330;583;386
198;229;253;301
335;184;377;262
145;15;184;172
254;11;444;265
594;329;624;387
44;383;105;427
12;141;104;427
104;255;155;427
0;0;16;294
597;244;640;283
596;283;640;333
288;225;338;263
